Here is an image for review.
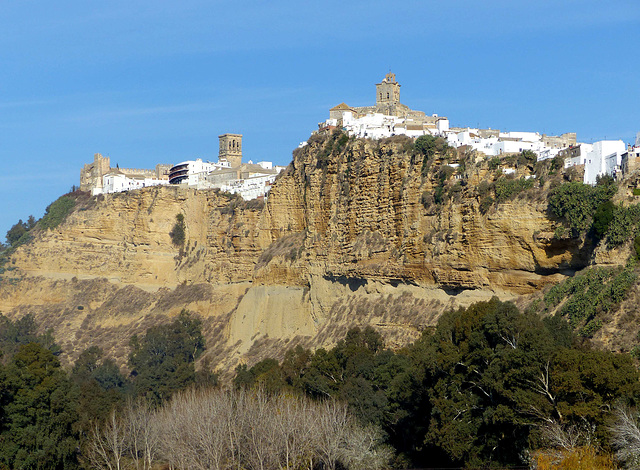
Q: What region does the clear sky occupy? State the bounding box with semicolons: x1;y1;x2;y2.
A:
1;0;639;240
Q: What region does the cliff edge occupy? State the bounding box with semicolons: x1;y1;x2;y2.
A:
0;134;605;372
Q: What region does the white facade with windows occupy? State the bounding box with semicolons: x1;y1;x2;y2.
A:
583;140;627;185
97;172;169;195
444;129;563;159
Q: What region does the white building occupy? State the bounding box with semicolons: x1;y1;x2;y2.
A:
323;111;450;140
564;143;593;168
219;174;278;200
583;140;627;185
168;158;283;200
444;128;564;159
95;171;168;195
168;159;231;185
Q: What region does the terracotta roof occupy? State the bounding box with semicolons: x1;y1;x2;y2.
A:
330;103;353;111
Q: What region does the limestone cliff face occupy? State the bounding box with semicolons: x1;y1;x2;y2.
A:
258;136;584;294
0;136;594;371
10;186;264;287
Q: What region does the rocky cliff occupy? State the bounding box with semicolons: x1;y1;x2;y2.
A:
0;134;598;372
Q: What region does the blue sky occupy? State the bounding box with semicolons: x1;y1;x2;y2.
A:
1;0;639;240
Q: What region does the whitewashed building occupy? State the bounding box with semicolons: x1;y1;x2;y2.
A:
444;129;564;158
168;159;231;185
95;170;168;195
583;140;627;185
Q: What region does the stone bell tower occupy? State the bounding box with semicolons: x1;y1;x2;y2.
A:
375;72;401;115
218;133;243;168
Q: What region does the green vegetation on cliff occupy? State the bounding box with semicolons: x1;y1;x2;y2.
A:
2;295;640;469
234;298;640;469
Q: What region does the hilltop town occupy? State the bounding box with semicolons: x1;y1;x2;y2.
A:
319;72;640;186
80;133;286;200
6;72;640;470
80;72;640;198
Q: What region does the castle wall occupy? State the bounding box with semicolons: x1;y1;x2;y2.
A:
80;153;173;193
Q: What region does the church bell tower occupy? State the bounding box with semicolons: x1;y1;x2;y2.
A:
375;72;401;113
218;133;243;168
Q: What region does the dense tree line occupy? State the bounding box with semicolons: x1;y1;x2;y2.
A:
2;301;640;468
232;298;640;469
0;310;206;469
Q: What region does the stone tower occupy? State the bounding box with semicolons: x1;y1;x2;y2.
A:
375;72;401;115
218;133;243;168
80;153;111;192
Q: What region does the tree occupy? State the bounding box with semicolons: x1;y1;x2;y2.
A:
0;343;80;469
5;219;28;246
416;135;452;175
609;405;640;468
548;180;617;235
0;313;61;362
169;213;186;246
233;358;286;394
71;347;129;436
84;409;127;470
415;135;450;160
25;215;37;230
128;310;205;403
592;200;615;239
414;298;571;467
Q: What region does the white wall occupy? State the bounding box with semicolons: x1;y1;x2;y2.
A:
100;173;168;194
583;140;626;185
499;131;541;142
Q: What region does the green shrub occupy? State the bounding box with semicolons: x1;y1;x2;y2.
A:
170;213;186;246
494;177;534;202
436;165;455;183
634;235;640;259
421;191;434;210
477;180;491;198
544;265;637;337
592;200;615;239
336;133;349;151
417;135;452;175
488;157;501;170
517;150;537;166
606;204;640;247
479;196;494;214
434;185;445;205
39;195;76;230
548;180;617;235
6;220;28;246
551;155;564;172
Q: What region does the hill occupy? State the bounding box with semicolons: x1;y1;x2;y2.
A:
1;132;638;373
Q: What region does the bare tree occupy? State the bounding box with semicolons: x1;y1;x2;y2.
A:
239;388;283;470
540;419;594;451
124;398;159;470
85;409;127;470
609;405;640;468
271;392;318;470
86;387;391;470
315;398;351;470
155;395;193;469
340;423;393;470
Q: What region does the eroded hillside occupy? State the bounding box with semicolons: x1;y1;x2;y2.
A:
1;133;634;372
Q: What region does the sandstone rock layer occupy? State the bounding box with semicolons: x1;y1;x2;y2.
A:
0;136;590;371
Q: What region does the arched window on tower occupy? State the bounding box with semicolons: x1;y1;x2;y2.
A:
387;92;390;99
